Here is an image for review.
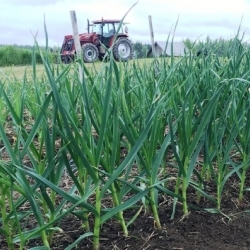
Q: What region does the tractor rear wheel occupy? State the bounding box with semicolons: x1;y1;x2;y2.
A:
113;38;132;61
82;43;99;63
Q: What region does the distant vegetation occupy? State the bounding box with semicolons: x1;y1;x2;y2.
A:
132;41;152;58
0;42;151;66
0;45;59;67
183;36;250;57
1;37;249;66
0;46;41;66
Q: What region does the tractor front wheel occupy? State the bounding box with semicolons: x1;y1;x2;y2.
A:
82;43;99;63
113;38;132;62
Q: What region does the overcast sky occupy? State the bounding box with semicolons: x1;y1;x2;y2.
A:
1;0;250;47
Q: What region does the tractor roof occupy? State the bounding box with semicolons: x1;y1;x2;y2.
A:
92;19;124;24
64;34;85;39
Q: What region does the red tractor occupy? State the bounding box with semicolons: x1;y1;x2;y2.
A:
60;19;133;63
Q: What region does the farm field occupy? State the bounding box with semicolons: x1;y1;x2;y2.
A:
0;42;250;250
0;58;155;82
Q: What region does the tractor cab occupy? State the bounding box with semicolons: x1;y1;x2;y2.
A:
89;19;129;48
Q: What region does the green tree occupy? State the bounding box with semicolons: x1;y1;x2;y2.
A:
133;41;143;58
4;46;22;65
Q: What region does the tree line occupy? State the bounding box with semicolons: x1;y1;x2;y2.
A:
0;45;43;67
0;42;152;66
0;45;60;67
132;42;152;58
183;36;250;57
0;37;248;66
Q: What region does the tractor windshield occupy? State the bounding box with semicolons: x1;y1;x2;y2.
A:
92;22;124;36
114;23;124;34
92;24;102;35
102;23;115;37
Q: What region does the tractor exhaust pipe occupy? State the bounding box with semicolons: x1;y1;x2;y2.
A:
87;19;90;33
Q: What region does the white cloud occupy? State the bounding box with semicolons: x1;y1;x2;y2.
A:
0;0;250;46
5;0;61;6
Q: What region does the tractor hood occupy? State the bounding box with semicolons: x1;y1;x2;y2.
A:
61;32;99;48
79;32;99;45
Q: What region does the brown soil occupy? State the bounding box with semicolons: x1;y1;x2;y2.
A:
54;206;250;250
1;178;250;250
1;120;250;250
